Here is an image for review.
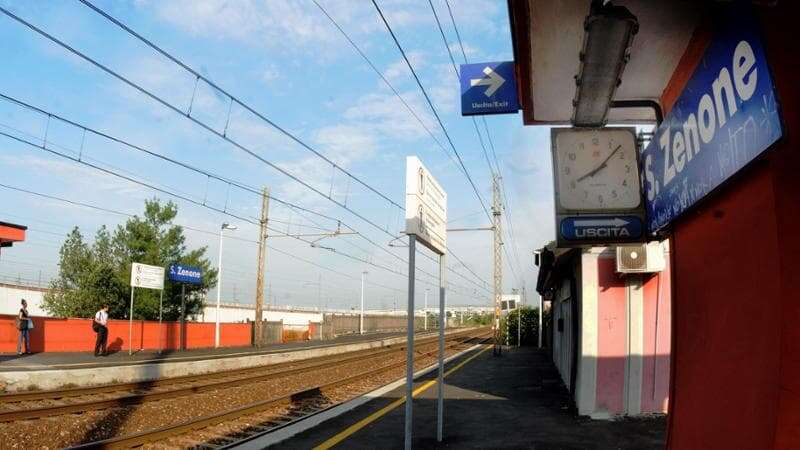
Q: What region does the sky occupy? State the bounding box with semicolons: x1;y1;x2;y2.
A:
0;0;557;312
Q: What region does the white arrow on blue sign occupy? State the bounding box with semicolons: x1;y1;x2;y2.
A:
460;61;520;116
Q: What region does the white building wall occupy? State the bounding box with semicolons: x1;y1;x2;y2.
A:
0;283;48;316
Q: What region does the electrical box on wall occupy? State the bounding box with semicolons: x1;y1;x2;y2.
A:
616;242;665;274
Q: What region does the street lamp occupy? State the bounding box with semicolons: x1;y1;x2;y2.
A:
215;222;237;348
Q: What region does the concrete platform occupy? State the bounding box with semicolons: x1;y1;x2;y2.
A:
268;346;666;449
0;330;448;392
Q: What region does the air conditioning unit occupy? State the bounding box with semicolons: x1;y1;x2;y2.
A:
616;242;665;274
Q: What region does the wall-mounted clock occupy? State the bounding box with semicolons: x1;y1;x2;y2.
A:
552;128;641;211
551;127;646;248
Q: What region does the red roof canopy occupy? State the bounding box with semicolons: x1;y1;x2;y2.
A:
0;221;27;247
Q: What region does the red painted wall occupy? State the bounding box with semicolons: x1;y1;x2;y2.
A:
0;315;252;353
666;3;800;449
641;267;671;414
595;257;627;415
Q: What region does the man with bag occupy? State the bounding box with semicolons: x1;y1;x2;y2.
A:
93;304;109;357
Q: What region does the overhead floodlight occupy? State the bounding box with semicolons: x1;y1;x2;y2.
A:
571;3;638;127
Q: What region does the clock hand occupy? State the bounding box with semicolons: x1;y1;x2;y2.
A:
574;144;622;183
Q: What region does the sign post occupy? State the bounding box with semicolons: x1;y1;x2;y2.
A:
168;264;203;351
129;262;165;356
404;156;447;447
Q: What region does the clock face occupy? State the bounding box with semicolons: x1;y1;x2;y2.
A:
553;128;641;211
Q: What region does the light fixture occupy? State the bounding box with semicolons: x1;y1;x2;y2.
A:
221;223;238;230
571;2;638;127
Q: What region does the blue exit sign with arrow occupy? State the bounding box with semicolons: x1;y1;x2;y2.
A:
560;216;643;242
460;61;520;116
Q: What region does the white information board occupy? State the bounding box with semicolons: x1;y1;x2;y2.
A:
130;262;165;290
405;156;447;255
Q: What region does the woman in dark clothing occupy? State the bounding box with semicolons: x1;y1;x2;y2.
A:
17;299;31;355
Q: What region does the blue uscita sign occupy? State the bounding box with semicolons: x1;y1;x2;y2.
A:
641;7;783;232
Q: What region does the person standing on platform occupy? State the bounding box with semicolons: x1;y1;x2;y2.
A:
93;304;109;357
16;299;31;355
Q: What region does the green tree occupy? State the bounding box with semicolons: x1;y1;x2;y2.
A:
43;199;218;320
501;306;541;346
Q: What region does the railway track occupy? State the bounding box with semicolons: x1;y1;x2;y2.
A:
66;330;491;449
0;328;480;422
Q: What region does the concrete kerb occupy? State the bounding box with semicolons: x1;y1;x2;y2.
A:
0;329;473;392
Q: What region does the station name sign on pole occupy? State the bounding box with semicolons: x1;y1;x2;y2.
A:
640;7;783;232
129;262;165;355
168;264;203;351
404;156;448;447
460;61;520;116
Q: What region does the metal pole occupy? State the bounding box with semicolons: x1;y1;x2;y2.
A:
492;175;503;356
519;292;524;347
215;226;224;348
437;252;446;442
360;271;366;335
157;289;164;354
180;284;186;351
128;287;135;356
404;235;416;450
538;294;543;348
424;288;428;331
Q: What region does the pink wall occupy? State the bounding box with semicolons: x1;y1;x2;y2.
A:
0;315;252;353
596;257;628;415
642;267;672;413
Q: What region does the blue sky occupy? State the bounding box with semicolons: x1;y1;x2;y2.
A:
0;0;556;310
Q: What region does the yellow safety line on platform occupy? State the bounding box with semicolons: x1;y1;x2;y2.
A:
313;344;491;450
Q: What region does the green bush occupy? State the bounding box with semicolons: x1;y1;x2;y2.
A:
501;306;540;346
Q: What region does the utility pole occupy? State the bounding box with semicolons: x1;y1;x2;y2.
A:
254;187;270;348
360;271;367;334
424;288;429;331
492;174;503;356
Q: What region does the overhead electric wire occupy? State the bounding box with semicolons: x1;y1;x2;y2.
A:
0;94;488;298
371;0;492;224
0;182;410;297
0;6;494;296
441;0;526;288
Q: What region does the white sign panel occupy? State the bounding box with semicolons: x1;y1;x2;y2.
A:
130;262;165;290
405;156;447;255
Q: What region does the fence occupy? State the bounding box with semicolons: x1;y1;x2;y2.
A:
321;313;429;338
0;314;251;353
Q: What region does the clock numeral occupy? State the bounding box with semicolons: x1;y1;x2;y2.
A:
619;151;625;160
578;143;584;150
626;165;631;173
568;152;576;161
592;137;599;146
622;179;628;187
570;180;577;189
598;194;604;204
612;190;618;198
564;166;571;175
584;191;589;199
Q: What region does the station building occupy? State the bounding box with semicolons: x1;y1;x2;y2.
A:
536;242;671;418
509;1;799;448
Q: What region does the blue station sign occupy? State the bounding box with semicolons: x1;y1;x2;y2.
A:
641;7;783;232
460;61;520;116
168;264;203;285
560;216;643;242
